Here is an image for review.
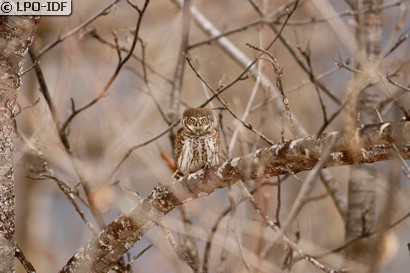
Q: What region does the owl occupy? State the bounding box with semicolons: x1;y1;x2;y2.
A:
174;108;220;178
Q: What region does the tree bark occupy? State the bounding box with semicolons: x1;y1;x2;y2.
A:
0;16;39;272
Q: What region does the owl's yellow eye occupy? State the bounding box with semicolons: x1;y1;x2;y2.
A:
189;118;196;124
200;118;207;123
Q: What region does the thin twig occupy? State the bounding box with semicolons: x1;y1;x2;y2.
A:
185;54;274;145
298;43;328;123
122;37;169;123
382;31;409;59
168;0;192;156
42;174;98;235
282;0;401;26
246;42;298;138
29;50;59;124
250;0;342;106
108;120;180;181
37;0;123;58
125;244;153;267
386;75;410;92
238;182;342;273
160;221;200;272
15;97;40;117
202;181;278;273
317;102;348;134
88;29;173;85
59;0;150;140
176;0;323;140
227;61;262;157
188;1;401;49
15;246;36;273
379;73;410;120
22;136;98;235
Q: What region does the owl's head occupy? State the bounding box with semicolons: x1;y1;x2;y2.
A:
182;108;216;134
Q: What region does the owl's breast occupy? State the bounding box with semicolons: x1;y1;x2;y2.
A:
177;133;219;175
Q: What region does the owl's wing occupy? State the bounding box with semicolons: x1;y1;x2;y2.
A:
175;127;185;162
214;126;221;163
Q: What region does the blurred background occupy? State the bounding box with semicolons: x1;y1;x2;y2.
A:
13;0;410;272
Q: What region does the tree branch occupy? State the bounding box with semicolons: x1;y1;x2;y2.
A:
0;16;39;273
60;120;410;273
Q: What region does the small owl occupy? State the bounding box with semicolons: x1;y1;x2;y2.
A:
174;108;220;178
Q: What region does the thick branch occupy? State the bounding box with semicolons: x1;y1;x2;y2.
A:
61;120;410;273
0;16;39;273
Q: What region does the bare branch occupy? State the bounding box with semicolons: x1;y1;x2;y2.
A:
238;182;339;273
160;222;200;272
15;97;40;117
246;42;298;138
298;44;328;123
281;134;337;233
28;49;60;124
386;75;410;92
382;31;409;59
168;0;191;122
185;54;275;145
249;0;342;106
37;0;122;58
168;0;192;157
108;120;180;181
88;29;173;85
22;136;98;235
59;0;150;138
125;244;152;267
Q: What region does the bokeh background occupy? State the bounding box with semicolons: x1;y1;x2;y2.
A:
13;0;410;272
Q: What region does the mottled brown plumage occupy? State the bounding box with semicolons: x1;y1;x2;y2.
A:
174;108;220;178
